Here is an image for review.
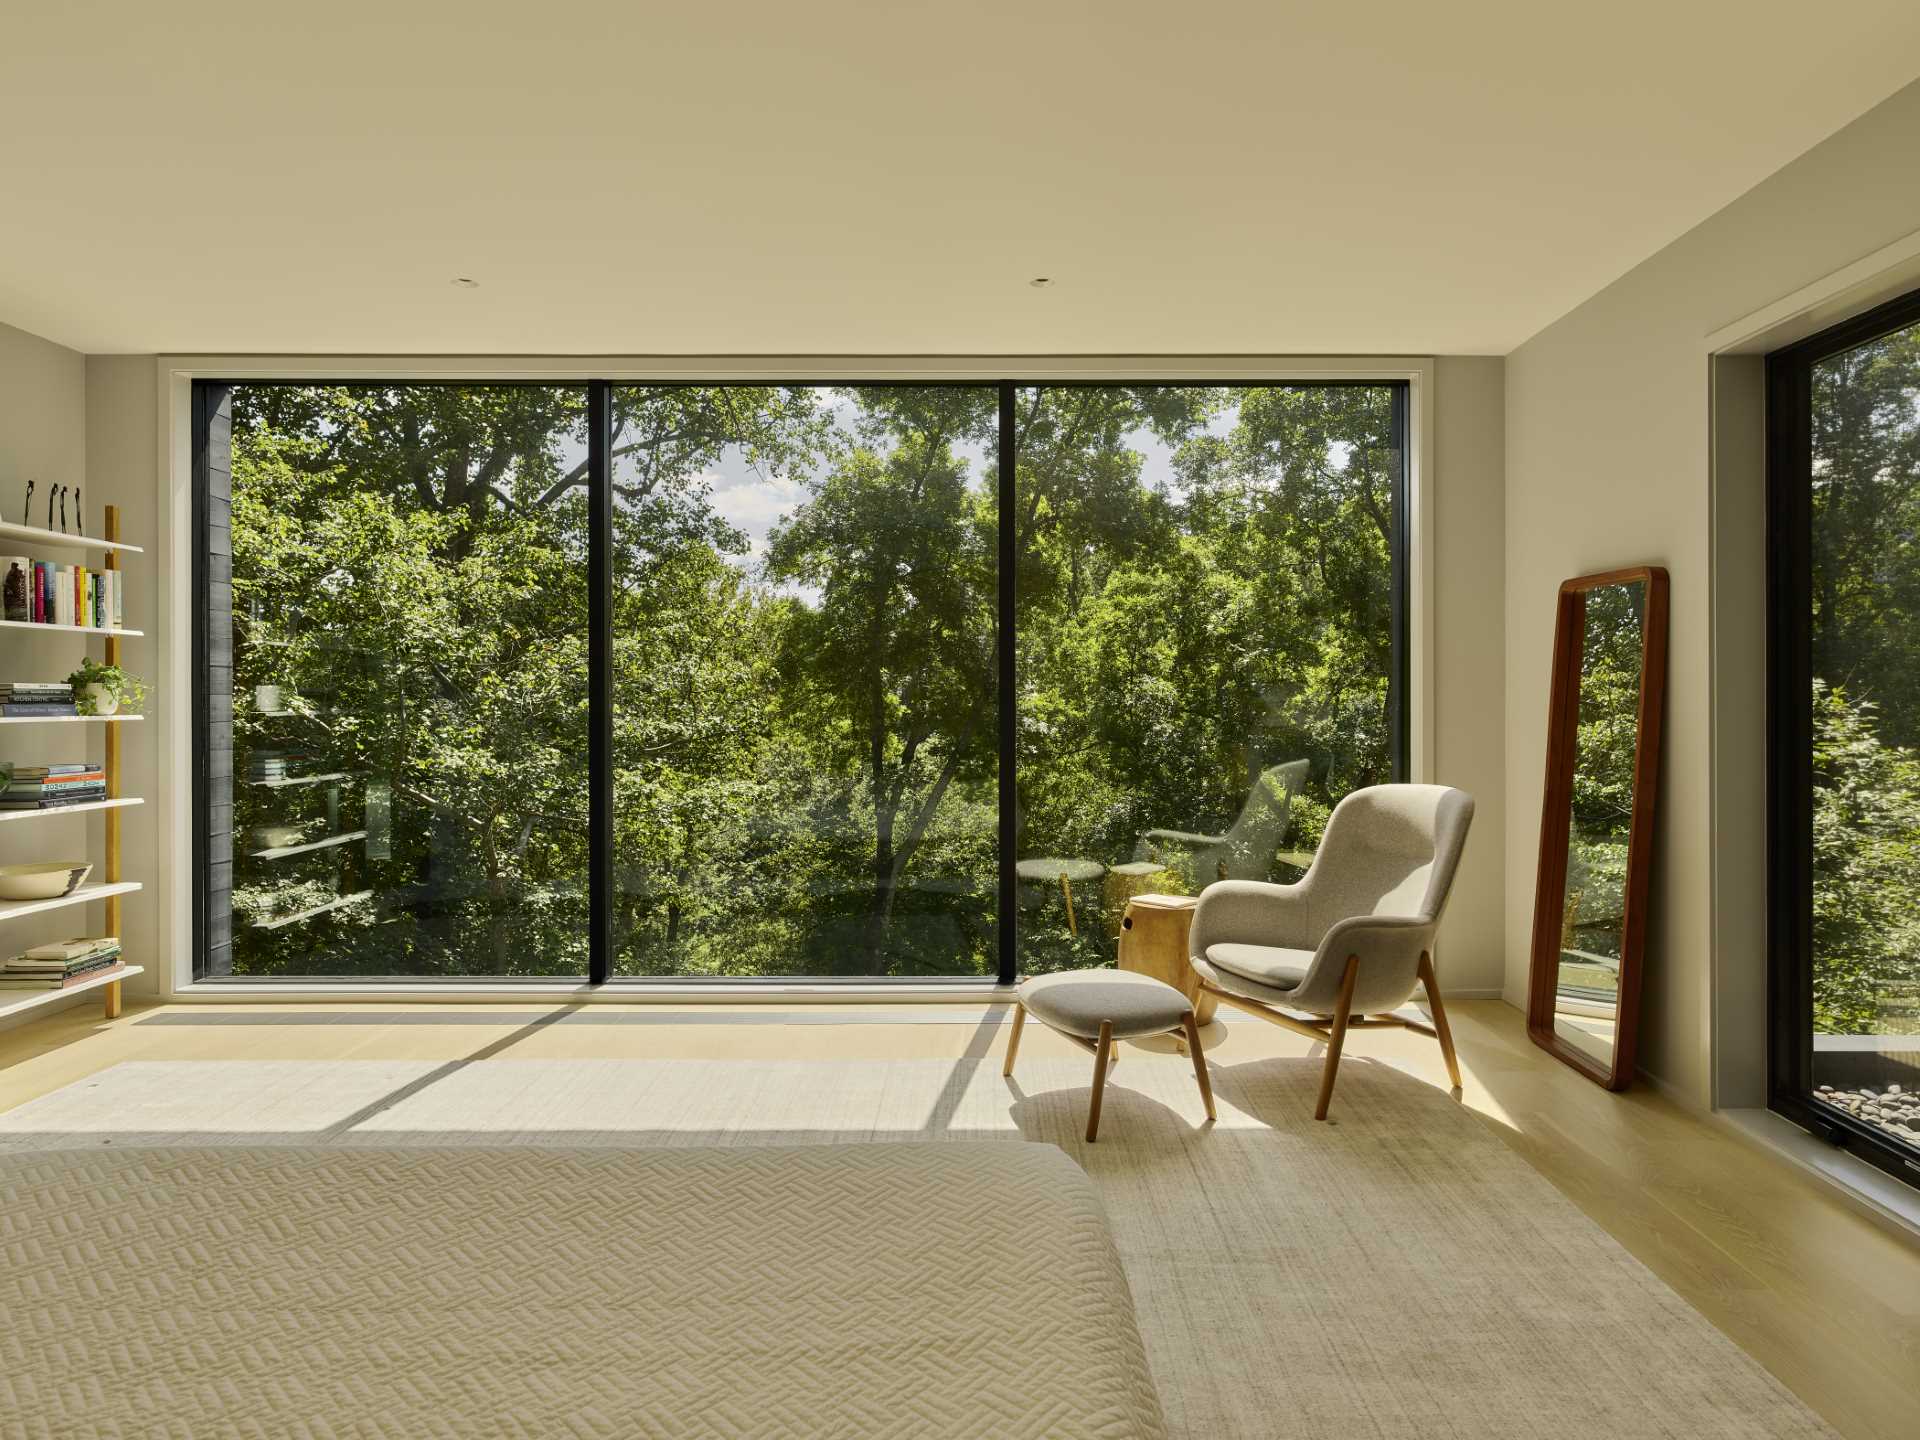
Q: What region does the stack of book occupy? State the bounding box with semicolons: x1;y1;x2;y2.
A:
0;681;77;718
0;556;122;629
1;764;107;810
0;937;123;989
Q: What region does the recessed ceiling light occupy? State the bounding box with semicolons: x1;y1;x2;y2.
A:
1029;276;1055;288
451;277;480;289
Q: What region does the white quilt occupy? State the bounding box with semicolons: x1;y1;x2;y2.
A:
0;1142;1166;1439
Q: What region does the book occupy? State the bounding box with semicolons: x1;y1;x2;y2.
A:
22;936;120;963
0;961;125;990
3;943;122;968
5;949;123;976
5;956;123;977
0;704;79;717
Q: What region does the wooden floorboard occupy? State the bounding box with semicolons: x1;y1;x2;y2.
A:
1;996;1914;1438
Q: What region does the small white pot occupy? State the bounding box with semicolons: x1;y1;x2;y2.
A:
82;683;119;716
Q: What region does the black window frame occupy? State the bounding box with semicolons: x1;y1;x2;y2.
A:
193;376;1410;988
1767;284;1920;1190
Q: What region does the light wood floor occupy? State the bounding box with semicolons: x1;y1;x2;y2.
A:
2;996;1915;1439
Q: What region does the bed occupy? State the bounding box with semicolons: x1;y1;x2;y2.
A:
0;1141;1166;1438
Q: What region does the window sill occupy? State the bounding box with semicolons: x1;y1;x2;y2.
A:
169;978;1018;1004
1719;1107;1920;1242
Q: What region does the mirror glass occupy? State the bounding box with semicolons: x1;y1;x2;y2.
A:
1552;580;1646;1067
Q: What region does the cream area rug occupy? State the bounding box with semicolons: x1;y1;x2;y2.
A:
0;1050;1833;1440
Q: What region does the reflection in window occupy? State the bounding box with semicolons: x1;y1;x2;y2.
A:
223;384;589;976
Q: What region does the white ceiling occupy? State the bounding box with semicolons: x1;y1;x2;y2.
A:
4;2;1919;357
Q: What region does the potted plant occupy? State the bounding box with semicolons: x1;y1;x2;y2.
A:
66;658;146;717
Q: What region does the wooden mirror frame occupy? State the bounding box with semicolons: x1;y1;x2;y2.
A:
1527;565;1669;1089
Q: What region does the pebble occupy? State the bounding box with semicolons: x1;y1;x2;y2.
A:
1821;1086;1920;1146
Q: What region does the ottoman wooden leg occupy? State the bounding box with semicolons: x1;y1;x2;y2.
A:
1182;1010;1216;1122
1086;1020;1114;1142
1002;1003;1027;1077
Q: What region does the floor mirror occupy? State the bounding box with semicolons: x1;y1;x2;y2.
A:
1528;566;1668;1089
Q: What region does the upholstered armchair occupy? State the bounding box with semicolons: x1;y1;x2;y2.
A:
1188;784;1474;1120
1136;758;1312;887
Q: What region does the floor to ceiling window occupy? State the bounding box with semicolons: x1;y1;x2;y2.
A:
1014;385;1405;974
1770;288;1920;1187
196;378;1405;983
609;386;999;978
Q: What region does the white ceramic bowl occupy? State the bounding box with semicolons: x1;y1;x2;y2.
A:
0;861;92;901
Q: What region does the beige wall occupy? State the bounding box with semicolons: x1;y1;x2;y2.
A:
1504;78;1920;1107
1432;357;1506;993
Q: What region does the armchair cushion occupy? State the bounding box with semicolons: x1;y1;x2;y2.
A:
1204;943;1312;992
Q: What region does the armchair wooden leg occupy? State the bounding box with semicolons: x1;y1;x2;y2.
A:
1182;1010;1216;1122
1086;1020;1114;1143
1314;956;1361;1121
1417;951;1462;1091
1002;1003;1026;1077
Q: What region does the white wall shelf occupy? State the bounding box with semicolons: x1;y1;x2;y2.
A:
0;501;140;1025
0;798;143;824
0;964;144;1021
0;619;143;638
0;880;141;924
0;519;144;555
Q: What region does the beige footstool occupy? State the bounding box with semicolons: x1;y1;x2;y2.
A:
1003;970;1217;1142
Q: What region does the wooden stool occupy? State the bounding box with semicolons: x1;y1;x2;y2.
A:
1118;893;1216;1025
1003;970;1215;1142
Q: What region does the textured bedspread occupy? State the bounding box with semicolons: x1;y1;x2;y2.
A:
0;1141;1165;1439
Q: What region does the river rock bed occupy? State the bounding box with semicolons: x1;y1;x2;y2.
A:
1817;1083;1920;1143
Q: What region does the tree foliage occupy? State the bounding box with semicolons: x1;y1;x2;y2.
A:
227;383;1399;979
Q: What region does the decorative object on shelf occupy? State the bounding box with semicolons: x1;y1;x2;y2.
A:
2;558;28;622
0;860;93;901
44;485;55;531
66;658;144;716
20;479;33;525
74;489;82;537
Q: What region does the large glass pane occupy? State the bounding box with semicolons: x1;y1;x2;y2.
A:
1808;321;1920;1152
611;386;999;977
223;384;589;976
1015;385;1402;975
